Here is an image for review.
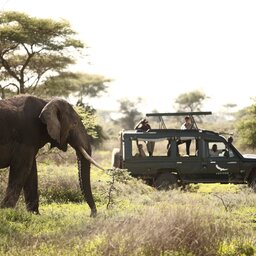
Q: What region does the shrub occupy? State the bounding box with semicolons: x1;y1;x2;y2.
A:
218;240;255;256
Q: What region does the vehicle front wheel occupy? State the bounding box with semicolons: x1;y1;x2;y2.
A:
154;172;178;190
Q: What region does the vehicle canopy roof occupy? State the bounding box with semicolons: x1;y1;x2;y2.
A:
145;111;212;129
122;128;226;142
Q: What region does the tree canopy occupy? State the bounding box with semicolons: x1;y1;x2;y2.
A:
236;102;256;149
0;11;85;96
115;98;143;129
174;90;208;112
0;11;110;101
35;72;111;103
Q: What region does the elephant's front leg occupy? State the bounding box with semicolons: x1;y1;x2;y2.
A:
23;158;39;214
0;146;35;210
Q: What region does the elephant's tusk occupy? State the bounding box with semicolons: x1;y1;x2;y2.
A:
79;146;105;171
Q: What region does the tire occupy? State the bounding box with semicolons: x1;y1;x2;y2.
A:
154;172;178;190
111;148;122;168
249;174;256;192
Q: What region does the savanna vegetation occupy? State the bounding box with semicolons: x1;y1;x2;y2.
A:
0;148;255;256
0;11;256;256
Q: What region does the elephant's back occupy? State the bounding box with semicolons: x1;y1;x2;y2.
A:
0;95;48;144
0;97;22;143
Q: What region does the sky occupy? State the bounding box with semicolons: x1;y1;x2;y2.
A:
1;0;256;114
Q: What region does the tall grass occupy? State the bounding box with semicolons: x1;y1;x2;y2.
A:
0;192;255;255
0;155;255;255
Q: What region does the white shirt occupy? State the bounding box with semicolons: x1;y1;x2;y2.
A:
209;149;221;157
181;122;194;130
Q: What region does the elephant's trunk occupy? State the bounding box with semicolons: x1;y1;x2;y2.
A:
76;149;97;217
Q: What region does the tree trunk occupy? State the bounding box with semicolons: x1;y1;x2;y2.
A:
20;81;25;94
0;86;5;99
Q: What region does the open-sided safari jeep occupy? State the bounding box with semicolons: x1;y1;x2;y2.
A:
112;112;256;191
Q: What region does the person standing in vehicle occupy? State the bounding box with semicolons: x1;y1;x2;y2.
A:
135;144;146;157
134;118;154;156
177;116;195;155
134;118;151;131
181;116;194;130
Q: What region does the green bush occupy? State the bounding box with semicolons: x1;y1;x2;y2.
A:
218;240;255;256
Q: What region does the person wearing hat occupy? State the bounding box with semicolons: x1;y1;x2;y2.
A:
134;118;154;156
134;118;151;131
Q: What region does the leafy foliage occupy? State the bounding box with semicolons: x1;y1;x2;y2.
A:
75;106;98;139
175;90;208;112
115;98;143;129
73;105;108;147
236;103;256;149
35;72;111;100
104;168;132;209
0;11;83;96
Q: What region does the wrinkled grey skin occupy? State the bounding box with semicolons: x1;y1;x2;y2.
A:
0;95;98;217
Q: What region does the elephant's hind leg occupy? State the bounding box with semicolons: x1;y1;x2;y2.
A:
1;167;24;209
1;146;36;210
23;159;39;214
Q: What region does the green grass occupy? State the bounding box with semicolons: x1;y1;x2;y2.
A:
1;161;256;255
0;192;255;255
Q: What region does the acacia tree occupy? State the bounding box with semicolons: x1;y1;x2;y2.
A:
115;98;143;129
0;11;84;97
174;90;208;112
35;72;111;102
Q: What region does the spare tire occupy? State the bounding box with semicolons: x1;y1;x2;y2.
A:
111;148;122;168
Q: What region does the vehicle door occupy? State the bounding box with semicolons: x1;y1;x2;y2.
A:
175;137;202;183
201;141;240;183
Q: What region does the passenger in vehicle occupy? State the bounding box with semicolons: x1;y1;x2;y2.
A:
180;116;194;130
209;144;221;157
134;118;155;156
177;139;191;156
135;144;146;157
134;118;151;131
146;141;154;156
177;116;194;155
228;136;233;144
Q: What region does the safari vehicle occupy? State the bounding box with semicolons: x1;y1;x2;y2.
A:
112;112;256;191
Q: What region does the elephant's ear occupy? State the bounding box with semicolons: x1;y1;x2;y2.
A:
39;100;61;144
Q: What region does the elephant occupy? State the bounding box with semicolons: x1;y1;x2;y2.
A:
0;95;104;217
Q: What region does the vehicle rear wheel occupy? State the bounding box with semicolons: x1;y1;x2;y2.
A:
154;172;178;190
249;174;256;192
